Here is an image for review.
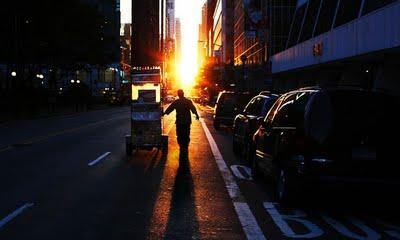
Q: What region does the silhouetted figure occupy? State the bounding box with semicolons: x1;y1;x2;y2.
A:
163;89;199;154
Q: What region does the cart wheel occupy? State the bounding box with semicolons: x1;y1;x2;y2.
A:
161;135;169;153
125;135;133;155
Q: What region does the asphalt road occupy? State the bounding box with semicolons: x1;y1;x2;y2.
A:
0;105;399;239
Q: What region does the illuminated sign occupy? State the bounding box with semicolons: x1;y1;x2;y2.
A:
313;43;323;56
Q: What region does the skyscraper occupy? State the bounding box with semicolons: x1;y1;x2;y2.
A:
175;18;182;64
166;0;175;41
132;0;162;66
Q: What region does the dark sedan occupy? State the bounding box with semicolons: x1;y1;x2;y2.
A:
251;87;399;202
232;93;278;163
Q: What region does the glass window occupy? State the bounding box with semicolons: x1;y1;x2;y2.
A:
287;4;307;47
362;0;397;15
314;0;338;37
261;97;278;116
274;92;313;127
299;0;321;42
246;97;264;116
265;96;285;125
269;0;297;54
334;0;362;28
244;98;257;114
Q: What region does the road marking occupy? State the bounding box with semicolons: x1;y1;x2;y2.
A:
0;203;34;229
200;119;265;240
231;165;253;180
264;202;324;238
88;152;111;166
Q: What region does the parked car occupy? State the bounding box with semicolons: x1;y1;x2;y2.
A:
232;93;278;162
213;91;252;129
251;87;399;202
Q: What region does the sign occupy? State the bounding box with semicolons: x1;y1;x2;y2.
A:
313;43;323;56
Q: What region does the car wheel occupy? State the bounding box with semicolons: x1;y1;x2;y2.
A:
276;168;297;203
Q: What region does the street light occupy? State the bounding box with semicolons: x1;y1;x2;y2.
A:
11;71;17;77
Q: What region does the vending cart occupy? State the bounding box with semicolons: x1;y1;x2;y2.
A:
125;67;168;155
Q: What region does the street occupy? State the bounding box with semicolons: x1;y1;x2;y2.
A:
0;105;399;240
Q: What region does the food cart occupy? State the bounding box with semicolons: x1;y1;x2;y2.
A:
125;67;168;155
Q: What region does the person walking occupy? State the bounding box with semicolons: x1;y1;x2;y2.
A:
163;89;199;155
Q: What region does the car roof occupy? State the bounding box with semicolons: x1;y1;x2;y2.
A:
282;86;387;97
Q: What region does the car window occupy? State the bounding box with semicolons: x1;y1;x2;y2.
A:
265;96;285;125
261;97;278;116
246;97;264;115
244;97;257;114
273;92;313;127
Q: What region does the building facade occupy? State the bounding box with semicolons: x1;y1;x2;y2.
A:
212;0;234;65
271;0;400;95
175;18;182;64
232;0;296;93
132;0;162;67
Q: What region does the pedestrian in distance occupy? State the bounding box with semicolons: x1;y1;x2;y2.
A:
162;89;200;156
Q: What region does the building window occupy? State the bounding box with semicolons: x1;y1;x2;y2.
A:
287;3;307;47
299;0;321;42
334;0;362;27
362;0;397;15
314;0;338;37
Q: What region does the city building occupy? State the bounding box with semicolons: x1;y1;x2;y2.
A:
175;18;182;64
86;0;121;63
271;0;400;95
212;0;234;65
198;3;208;66
166;0;176;40
206;0;218;57
132;0;162;66
121;24;132;67
233;0;296;93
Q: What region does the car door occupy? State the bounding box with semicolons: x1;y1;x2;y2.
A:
235;97;255;142
255;96;286;176
246;97;266;139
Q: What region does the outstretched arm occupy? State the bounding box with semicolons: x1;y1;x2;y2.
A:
190;101;200;120
163;102;175;115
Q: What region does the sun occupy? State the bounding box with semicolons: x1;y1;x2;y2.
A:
176;0;204;92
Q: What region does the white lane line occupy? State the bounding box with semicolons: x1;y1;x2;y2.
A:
200;119;266;240
88;152;111;166
0;203;34;229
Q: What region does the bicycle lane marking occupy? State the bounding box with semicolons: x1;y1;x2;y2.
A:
200;119;266;240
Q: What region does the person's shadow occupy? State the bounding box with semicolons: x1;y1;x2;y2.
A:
163;149;200;239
